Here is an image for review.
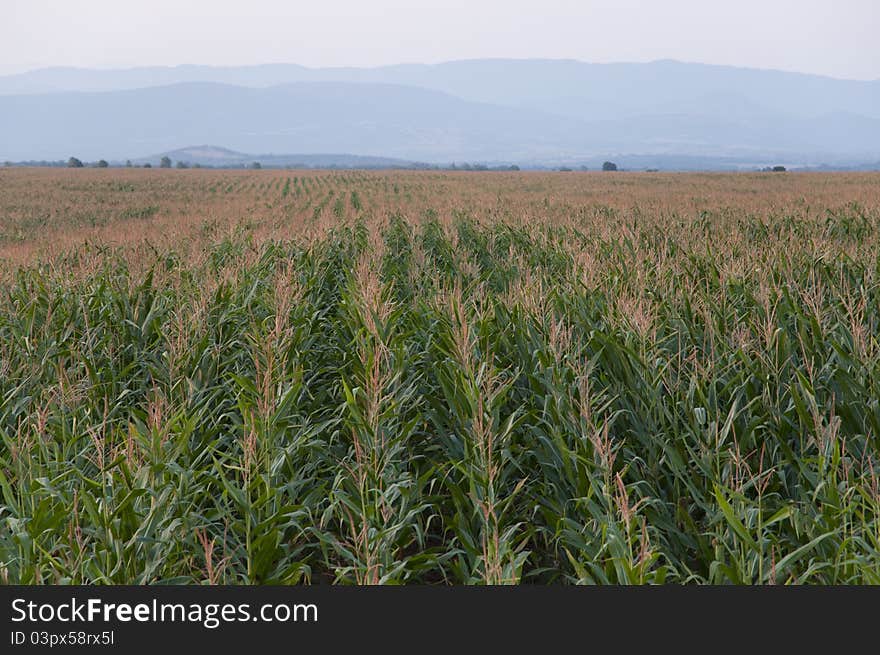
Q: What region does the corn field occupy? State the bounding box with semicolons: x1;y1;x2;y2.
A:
1;169;879;584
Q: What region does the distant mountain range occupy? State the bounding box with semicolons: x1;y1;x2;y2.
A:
134;145;423;168
1;59;878;167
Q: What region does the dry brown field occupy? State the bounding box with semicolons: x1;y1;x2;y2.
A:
3;167;879;267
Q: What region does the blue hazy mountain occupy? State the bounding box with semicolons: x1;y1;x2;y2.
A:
0;82;596;161
1;60;878;164
3;59;877;118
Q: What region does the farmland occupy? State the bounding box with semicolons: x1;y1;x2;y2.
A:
1;167;879;584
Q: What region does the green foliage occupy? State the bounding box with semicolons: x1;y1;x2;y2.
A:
1;203;879;585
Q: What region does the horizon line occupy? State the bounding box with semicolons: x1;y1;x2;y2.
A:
2;58;877;84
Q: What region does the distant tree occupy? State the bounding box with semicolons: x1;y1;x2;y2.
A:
96;159;109;168
579;165;589;171
125;160;132;168
772;165;787;172
67;157;84;168
192;163;201;169
176;161;189;169
160;156;172;168
508;165;520;171
250;161;262;169
602;161;618;171
558;166;572;172
143;163;152;168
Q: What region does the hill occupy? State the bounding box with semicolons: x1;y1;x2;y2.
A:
137;145;425;168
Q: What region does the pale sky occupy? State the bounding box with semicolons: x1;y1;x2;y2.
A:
2;0;879;80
